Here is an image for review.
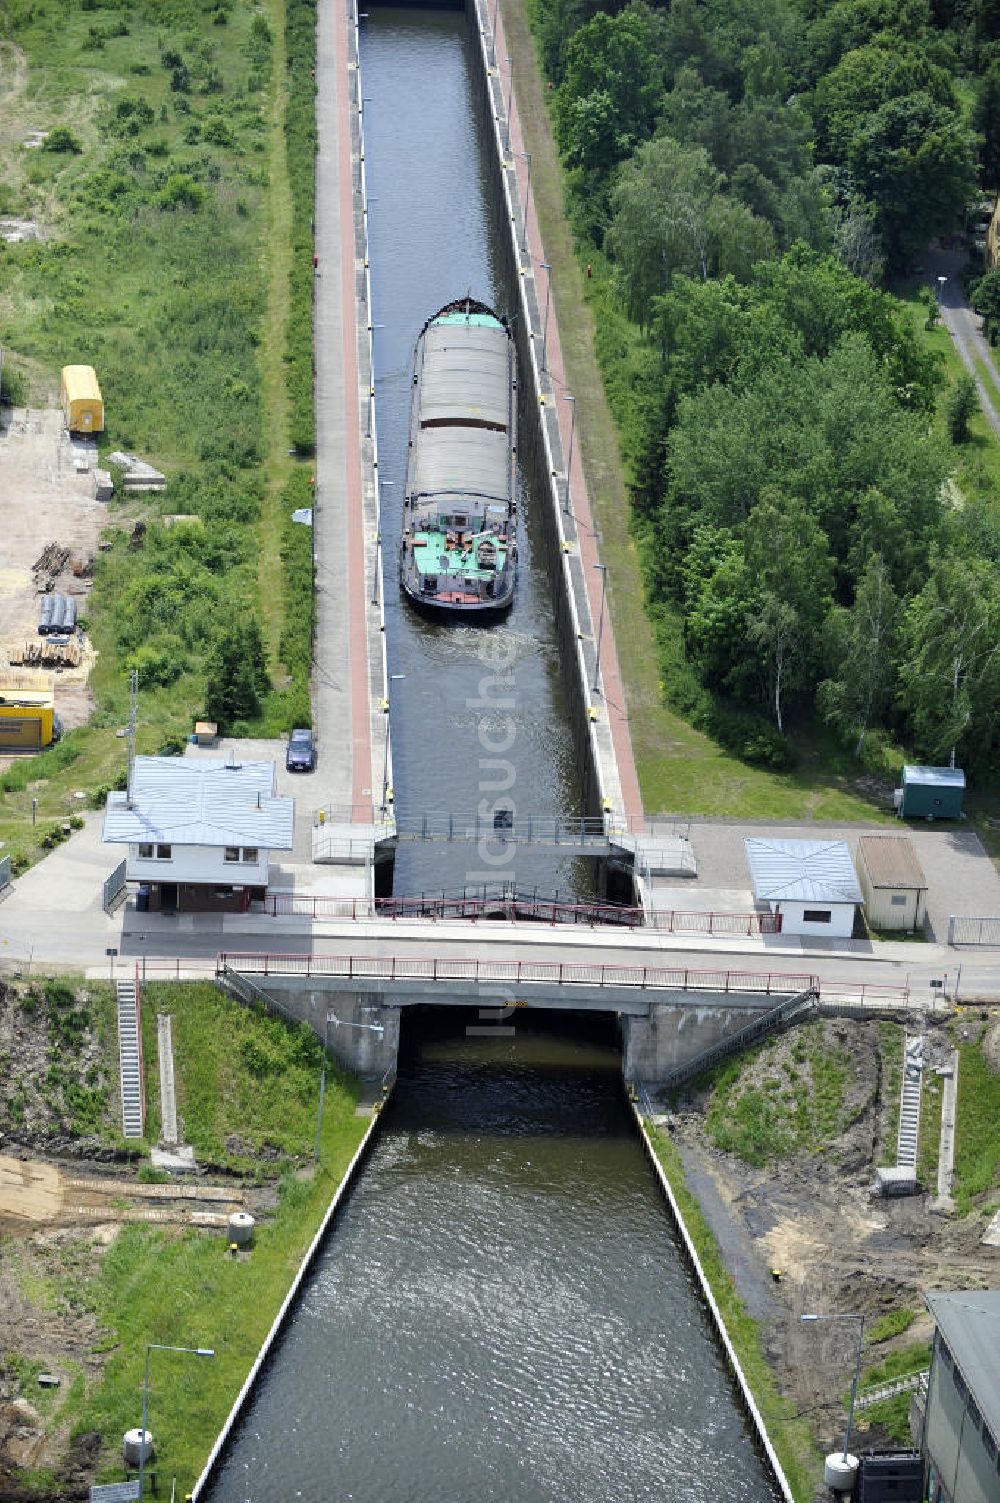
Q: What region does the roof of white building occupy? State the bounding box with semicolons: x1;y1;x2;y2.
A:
744;838;863;905
102;756;294;849
925;1289;1000;1439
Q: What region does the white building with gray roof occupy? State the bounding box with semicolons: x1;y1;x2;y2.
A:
744;837;864;938
103;755;294;914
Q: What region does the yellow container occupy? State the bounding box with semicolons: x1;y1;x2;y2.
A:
60;364;104;434
0;691;55;749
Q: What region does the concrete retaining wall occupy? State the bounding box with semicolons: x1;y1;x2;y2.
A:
631;1101;797;1503
622;1001;774;1086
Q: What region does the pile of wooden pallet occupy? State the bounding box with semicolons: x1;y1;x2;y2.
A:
9;637;82;668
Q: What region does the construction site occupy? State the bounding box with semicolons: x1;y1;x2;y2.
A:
0;405;105;757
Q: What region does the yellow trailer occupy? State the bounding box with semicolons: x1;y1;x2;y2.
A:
0;672;57;750
60;364;104;434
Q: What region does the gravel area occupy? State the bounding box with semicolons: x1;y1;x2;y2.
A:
682;820;1000;941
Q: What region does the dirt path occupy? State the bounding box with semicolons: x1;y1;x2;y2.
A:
0;1153;245;1236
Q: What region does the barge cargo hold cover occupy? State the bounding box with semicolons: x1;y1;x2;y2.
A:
400;299;517;618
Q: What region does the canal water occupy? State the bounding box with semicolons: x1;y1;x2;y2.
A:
204;1012;780;1502
363;6;589;900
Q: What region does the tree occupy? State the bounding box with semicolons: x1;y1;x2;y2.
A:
607;138;723;319
845;92;977;268
554;2;668;177
973;58;1000;186
898;553;1000;769
743;492;835;731
972;265;1000;342
817;555;898;754
204;617;270;731
946;373;978;442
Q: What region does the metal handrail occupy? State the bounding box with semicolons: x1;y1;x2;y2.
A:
218;950;818;995
262;889;782;934
855;1369;929;1410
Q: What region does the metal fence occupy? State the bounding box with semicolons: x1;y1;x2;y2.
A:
219;950;818;997
947;914;1000;946
263;888;780;934
102;859;127;914
0;855;10;893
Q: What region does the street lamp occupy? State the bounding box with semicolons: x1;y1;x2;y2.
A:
801;1312;866;1488
515;149;532;250
381;672;405;812
561;392;576;514
592;563;608;693
139;1343;215;1499
540;262;553;372
504;57;513;147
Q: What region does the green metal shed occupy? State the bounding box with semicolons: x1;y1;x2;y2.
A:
897;765;965;820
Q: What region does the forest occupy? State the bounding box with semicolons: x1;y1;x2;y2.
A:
531;0;1000;777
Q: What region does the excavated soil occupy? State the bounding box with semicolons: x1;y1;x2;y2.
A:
662;1016;999;1469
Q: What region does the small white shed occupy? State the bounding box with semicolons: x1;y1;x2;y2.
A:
856;835;928;932
744;837;863;939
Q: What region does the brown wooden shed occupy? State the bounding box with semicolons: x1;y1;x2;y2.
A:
856;835;928;932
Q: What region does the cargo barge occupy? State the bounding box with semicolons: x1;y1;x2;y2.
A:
400;298;517;617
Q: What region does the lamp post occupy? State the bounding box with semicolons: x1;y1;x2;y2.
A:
592;563;608;693
316;1010;386;1161
801;1312;866;1481
515;150;532;251
540;262;553;372
381;672;405;813
561;392;576;514
504;57;513;148
139;1343;214;1499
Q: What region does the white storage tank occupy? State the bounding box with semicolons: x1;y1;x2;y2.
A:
824;1451;858;1493
123;1427;154;1467
228;1211;255;1246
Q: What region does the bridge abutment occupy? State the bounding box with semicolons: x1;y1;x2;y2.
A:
621;1001;773;1089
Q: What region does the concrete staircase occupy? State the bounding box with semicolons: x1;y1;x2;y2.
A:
896;1035;924;1171
116;975;145;1140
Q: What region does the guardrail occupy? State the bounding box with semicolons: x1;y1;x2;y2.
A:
855;1369;928;1410
263;889;782;934
219;950;817;996
658;986;818;1090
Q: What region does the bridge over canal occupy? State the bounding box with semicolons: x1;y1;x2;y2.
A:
216;948;909;1086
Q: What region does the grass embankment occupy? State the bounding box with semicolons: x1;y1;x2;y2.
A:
504;0;899;823
951;1024;1000;1213
0;0;313;871
699;1020;851;1167
6;981;367;1495
140;980;338;1172
857;1339;933;1443
645;1124;820;1501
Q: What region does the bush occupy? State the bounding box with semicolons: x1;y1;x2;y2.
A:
44;125;83;154
946;373;978;443
156;173;206;211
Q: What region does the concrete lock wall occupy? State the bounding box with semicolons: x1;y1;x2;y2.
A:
622;1002;774;1086
256;982;400;1079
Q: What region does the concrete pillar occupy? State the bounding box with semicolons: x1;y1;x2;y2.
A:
621;1001;772;1088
